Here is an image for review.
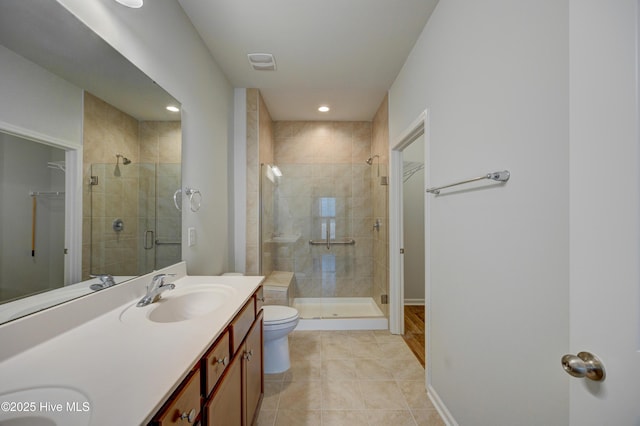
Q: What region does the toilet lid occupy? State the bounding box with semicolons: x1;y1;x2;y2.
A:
263;305;299;325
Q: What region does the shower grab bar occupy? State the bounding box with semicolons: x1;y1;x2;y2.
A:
309;239;356;246
326;223;330;249
426;170;510;195
155;240;181;245
29;191;65;197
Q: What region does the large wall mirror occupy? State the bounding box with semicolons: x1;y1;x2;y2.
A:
0;0;182;325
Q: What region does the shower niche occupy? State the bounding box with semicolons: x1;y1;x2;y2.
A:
89;161;181;277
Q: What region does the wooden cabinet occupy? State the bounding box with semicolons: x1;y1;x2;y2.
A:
230;298;255;354
242;311;263;426
254;286;264;313
150;369;201;425
206;349;242;426
207;291;263;426
203;331;230;396
151;286;263;426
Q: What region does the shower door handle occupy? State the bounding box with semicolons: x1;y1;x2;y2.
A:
144;230;154;250
173;189;182;211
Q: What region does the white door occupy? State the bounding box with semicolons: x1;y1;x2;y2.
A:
569;0;640;423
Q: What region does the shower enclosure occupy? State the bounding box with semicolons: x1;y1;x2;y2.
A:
89;162;181;277
260;163;385;324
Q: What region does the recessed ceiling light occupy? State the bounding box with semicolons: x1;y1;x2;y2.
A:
318;106;330;112
166;105;180;112
114;0;143;8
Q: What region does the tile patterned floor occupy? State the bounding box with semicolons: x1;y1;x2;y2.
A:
257;330;445;426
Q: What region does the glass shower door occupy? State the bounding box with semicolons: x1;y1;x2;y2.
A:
260;163;373;319
90;162;181;277
153;163;181;269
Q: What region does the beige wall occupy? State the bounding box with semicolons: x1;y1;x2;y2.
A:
245;89;274;275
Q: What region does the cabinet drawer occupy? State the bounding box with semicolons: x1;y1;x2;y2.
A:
229;298;255;354
254;286;264;314
152;369;201;425
203;330;230;396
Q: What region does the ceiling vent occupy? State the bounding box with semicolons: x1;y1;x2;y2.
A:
247;53;276;71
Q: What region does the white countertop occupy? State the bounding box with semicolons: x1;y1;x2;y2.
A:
0;269;263;425
0;276;136;324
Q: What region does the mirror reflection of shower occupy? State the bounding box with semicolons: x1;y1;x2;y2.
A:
115;153;131;165
114;153;131;177
366;154;380;177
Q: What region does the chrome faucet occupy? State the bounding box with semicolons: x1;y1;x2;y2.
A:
90;274;116;291
136;273;176;307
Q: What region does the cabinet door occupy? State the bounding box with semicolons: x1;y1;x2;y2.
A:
243;312;263;426
206;352;242;426
152;369;201;426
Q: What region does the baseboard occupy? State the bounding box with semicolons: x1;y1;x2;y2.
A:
295;317;388;331
404;298;425;306
427;384;458;426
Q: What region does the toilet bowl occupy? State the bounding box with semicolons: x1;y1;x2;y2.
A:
263;305;299;374
221;273;299;373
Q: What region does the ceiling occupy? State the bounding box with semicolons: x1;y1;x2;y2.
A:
178;0;439;121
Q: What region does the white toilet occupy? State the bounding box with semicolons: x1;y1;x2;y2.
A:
222;273;299;374
263;305;299;374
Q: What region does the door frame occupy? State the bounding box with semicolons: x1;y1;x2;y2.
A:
389;109;429;338
0;123;82;286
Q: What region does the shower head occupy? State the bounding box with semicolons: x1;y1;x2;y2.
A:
116;154;131;165
366;155;379;165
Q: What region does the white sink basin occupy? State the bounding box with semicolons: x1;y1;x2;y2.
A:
120;284;237;324
0;387;90;426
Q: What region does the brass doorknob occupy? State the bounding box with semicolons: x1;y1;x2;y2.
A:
561;351;605;382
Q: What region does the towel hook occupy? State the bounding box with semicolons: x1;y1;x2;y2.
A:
173;187;202;212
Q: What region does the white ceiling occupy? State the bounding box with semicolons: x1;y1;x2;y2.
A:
178;0;439;121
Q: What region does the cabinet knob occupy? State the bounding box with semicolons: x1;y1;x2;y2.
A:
257;296;265;302
215;356;228;366
179;408;196;423
243;349;254;361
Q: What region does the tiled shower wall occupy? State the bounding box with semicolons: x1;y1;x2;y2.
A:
271;121;373;299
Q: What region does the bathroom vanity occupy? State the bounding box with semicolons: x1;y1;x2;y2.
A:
0;262;264;425
151;286;264;425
